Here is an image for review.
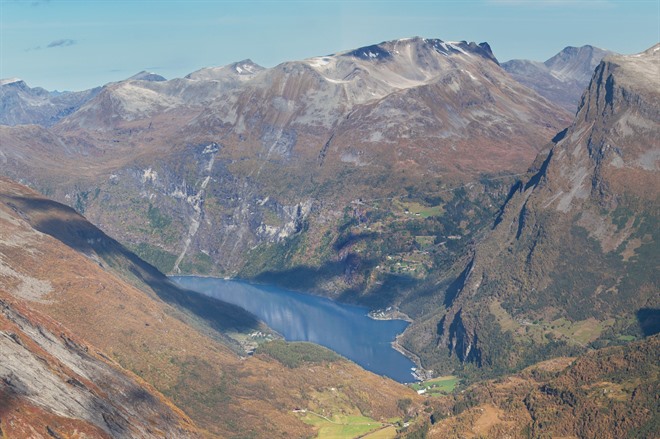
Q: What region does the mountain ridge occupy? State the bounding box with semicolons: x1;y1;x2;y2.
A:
0;39;658;438
0;37;571;303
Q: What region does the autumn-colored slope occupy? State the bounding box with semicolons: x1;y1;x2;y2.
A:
420;336;659;439
0;297;199;438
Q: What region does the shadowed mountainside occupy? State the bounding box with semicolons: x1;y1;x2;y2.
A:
5;194;261;336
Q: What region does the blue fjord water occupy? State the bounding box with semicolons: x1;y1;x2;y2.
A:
171;276;417;383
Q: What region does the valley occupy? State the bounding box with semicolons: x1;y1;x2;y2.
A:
0;37;572;303
172;276;417;383
0;176;423;437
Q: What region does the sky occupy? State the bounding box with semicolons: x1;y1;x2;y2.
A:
1;0;658;91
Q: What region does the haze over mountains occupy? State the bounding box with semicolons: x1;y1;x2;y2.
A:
0;78;101;127
0;38;658;438
503;45;615;112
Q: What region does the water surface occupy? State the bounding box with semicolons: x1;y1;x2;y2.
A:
172;276;417;383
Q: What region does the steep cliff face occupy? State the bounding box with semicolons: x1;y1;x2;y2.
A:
417;45;659;373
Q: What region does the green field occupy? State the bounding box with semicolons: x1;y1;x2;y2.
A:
397;200;444;218
300;412;388;439
617;335;636;342
362;425;398;438
414;235;435;249
410;375;458;395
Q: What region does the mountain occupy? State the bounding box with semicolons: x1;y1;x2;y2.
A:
185;59;265;80
0;37;572;308
402;44;659;376
2;169;656;437
503;45;615;112
1;38;657;437
0;78;100;127
0;176;422;437
127;71;167;82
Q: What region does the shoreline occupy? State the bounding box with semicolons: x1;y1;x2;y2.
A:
392;334;433;382
367;307;413;323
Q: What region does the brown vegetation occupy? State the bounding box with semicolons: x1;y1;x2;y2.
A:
424;336;659;439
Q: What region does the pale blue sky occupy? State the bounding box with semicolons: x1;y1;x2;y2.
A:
1;0;658;91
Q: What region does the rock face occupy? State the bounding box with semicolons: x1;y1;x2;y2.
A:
503;45;614;112
0;300;199;439
412;45;659;373
0;37;571;302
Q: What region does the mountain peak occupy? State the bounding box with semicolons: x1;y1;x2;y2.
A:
230;59;265;75
1;77;26;87
341;38;499;64
590;43;660;100
185;59;264;81
544;44;614;82
435;43;660;374
344;42;394;61
503;43;615;112
548;44;608;59
127;71;167;82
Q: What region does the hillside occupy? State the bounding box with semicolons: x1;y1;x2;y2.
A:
401;44;659;377
0;299;199;438
413;336;659;438
0;176;422;438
